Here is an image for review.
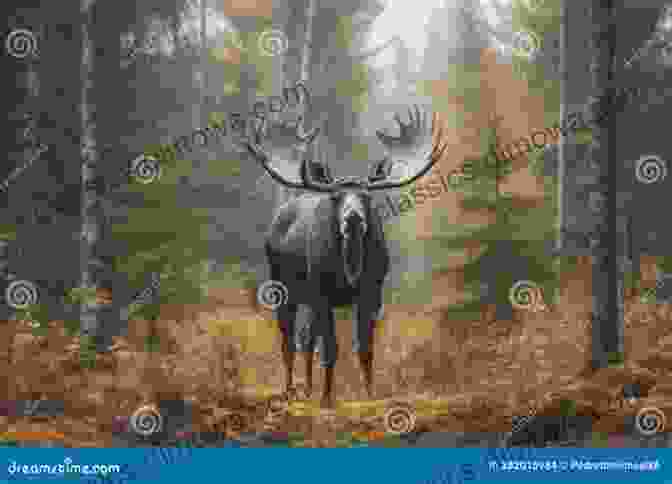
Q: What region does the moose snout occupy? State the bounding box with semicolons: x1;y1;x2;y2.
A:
341;212;366;237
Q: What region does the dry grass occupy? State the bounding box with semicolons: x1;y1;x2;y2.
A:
1;265;672;446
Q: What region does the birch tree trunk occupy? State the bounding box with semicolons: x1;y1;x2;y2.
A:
79;0;106;353
200;0;207;126
299;0;316;118
282;0;317;203
588;0;624;369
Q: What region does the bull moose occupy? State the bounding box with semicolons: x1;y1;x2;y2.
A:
245;106;447;407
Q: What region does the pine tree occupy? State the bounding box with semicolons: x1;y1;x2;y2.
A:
102;138;253;353
430;119;559;322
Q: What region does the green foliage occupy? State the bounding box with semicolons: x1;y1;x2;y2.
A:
209;37;242;97
384;269;434;306
62;318;80;337
0;223;17;241
64;287;98;306
245;18;277;96
144;333;161;352
623;267;637;291
334;306;353;321
559;399;577;417
657;255;672;274
201;257;257;293
14;303;50;336
591;431;609;447
417;64;482;115
336;16;354;50
207;159;241;177
527;144;547;179
607;351;625;367
113;116;250;318
113;129;248;321
351;143;369;162
336;63;371;101
79;334;97;370
432;123;560;321
511;0;561;121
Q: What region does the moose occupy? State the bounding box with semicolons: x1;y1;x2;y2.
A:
245;106;447;407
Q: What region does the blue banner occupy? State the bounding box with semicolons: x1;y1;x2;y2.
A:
0;448;666;484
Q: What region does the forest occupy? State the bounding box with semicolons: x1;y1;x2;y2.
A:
2;0;672;448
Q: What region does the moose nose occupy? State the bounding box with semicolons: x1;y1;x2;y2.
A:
346;211;363;225
342;212;367;237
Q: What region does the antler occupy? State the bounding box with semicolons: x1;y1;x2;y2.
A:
366;105;448;190
243;115;320;190
247;105;447;193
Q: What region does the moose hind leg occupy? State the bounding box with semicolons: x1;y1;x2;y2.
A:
277;302;298;395
317;305;338;408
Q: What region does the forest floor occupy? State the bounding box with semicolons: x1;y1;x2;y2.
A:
1;257;672;447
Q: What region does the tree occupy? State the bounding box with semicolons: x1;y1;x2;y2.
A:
77;0;109;364
587;0;623;369
421;0;489;80
433;121;559;322
280;0;318;203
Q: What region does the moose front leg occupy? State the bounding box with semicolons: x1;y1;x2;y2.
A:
354;294;382;399
303;299;337;408
302;350;314;398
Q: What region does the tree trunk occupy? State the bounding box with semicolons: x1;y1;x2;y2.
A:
79;0;106;352
588;0;624;370
299;0;316;113
200;0;207;126
282;0;317;203
558;0;568;257
3;16;43;323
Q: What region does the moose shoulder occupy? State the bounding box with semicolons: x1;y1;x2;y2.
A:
246;105;448;407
